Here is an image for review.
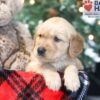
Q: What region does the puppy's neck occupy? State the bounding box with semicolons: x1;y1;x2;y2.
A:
52;55;69;72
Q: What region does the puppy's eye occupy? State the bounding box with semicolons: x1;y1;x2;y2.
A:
54;36;61;42
38;34;42;38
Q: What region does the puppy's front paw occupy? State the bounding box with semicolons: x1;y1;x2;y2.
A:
44;72;61;91
64;65;80;92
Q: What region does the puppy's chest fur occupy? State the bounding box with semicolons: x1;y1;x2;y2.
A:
52;60;67;72
51;56;70;72
51;56;83;72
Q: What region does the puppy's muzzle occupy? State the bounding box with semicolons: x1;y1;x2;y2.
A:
37;47;46;56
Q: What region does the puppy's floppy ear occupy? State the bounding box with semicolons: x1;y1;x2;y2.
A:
68;33;84;58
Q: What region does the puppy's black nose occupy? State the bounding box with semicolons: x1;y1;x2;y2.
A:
37;47;46;56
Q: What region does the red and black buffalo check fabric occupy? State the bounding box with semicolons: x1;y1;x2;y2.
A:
0;70;72;100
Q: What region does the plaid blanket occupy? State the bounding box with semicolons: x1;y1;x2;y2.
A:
0;70;72;100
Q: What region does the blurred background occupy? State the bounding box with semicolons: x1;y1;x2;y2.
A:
16;0;100;99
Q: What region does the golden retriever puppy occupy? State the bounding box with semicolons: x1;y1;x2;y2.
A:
26;17;84;92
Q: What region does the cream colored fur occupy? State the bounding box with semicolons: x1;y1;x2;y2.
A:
26;17;84;92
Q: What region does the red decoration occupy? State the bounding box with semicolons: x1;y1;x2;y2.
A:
83;0;93;11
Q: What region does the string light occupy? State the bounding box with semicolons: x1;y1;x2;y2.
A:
21;0;24;4
97;20;100;25
59;0;64;4
79;7;84;13
88;34;94;40
29;0;35;5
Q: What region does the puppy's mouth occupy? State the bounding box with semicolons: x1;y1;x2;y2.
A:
37;55;52;63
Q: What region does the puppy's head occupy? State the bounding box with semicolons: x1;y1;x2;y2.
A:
33;17;84;63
